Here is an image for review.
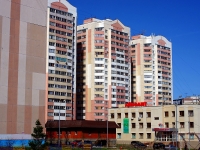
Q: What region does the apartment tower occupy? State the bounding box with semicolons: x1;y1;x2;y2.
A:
77;18;131;120
0;0;47;134
46;0;77;121
130;35;173;106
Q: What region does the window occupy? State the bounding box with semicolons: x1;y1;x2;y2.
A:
132;113;136;118
118;123;121;128
180;134;185;140
154;117;159;120
132;123;136;128
139;112;143;118
146;112;151;118
147;123;151;128
147;133;151;139
95;27;104;31
180;111;184;117
172;111;175;117
188;110;194;117
132;133;136;139
139;133;143;139
117;133;121;139
125;113;128;118
172;122;175;128
165;111;169;117
117;113;121;119
189;134;194;140
165;122;169;128
48;112;53;116
139;123;143;128
111;113;114;119
189;122;194;128
180;122;184;128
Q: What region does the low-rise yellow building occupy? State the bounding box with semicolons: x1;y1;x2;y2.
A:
108;104;200;149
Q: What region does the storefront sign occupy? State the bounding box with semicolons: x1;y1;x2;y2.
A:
125;102;147;107
123;118;129;133
173;98;183;105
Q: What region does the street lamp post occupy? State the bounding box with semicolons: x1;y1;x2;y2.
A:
58;100;61;147
107;118;108;148
188;115;190;150
175;103;178;150
106;114;111;148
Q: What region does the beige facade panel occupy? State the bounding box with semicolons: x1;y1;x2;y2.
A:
0;0;47;134
21;0;47;26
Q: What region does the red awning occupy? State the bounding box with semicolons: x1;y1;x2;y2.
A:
152;128;178;132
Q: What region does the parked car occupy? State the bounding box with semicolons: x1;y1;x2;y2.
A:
71;140;83;147
131;141;147;149
94;140;107;147
153;142;165;149
165;144;177;150
84;140;93;145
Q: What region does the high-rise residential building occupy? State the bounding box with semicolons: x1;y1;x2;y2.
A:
0;0;77;137
0;0;47;134
76;18;131;121
46;0;77;121
130;35;173;106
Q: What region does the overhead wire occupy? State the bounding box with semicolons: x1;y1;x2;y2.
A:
173;62;194;96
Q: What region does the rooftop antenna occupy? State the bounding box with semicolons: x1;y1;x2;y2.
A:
141;30;146;35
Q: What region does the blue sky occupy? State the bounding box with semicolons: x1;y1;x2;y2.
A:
69;0;200;99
